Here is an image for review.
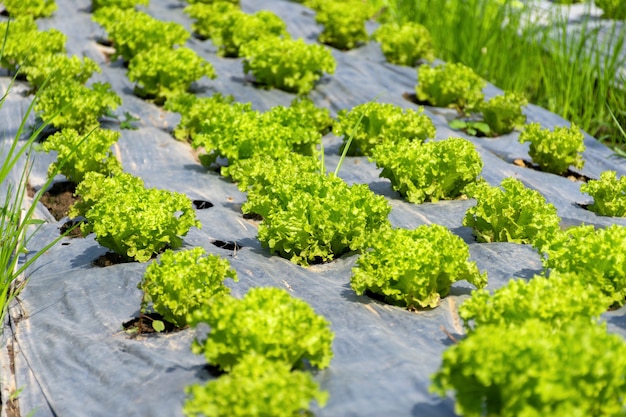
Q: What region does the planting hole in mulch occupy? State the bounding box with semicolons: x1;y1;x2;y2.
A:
211;239;242;251
242;212;263;221
192;199;213;209
92;252;133;267
402;91;432;107
513;159;593;182
32;181;79;220
60;219;85;238
122;312;180;336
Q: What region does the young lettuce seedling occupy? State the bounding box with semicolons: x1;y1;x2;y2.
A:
518;122;585;175
243;172;391;266
0;17;66;73
92;7;189;62
184;353;328;417
69;171;201;262
315;1;371;50
127;46;216;104
139;247;238;329
416;62;485;113
543;224;626;306
40;127;122;184
479;91;527;136
35;80;122;132
372;21;435;66
333;102;436;156
91;0;149;12
240;37;336;95
188;287;334;371
580;170;626;217
431;318;626;417
371;137;483;204
2;0;57;18
458;271;611;332
462;177;561;253
351;224;487;309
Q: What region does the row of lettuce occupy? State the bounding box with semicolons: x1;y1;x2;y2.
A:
8;0;626;416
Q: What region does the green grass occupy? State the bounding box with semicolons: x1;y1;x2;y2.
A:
370;0;626;150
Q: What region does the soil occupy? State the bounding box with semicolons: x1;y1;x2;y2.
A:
34;181;79;221
59;220;85;238
92;252;134;267
402;91;432;107
512;159;593;182
4;344;20;417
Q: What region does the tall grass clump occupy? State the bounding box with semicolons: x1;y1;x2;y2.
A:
0;79;70;332
0;20;76;332
373;0;626;149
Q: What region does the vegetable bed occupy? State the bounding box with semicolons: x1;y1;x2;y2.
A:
2;0;626;416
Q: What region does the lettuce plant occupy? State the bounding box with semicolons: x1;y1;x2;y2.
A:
222;152;321;192
595;0;626;19
462;177;561;253
459;271;611;332
35;80;122;132
40;128;122;183
164;93;242;142
20;54;101;91
91;0;149;11
69;172;201;262
351;225;487;309
518;122;585;175
192;104;321;168
2;0;56;18
372;22;435;65
479;91;527;136
184;353;328;417
333;103;436;156
184;2;239;40
127;46;216;104
0;17;66;72
186;5;288;57
416;62;485;112
139;247;238;328
289;96;334;135
244;173;391;266
544;224;626;306
372;138;483;204
186;0;238;4
93;8;189;62
431;319;626;417
580;170;626;217
188;287;334;370
240;37;336;95
315;1;370;50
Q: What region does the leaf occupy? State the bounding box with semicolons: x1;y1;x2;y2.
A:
449;119;467;130
152;320;165;333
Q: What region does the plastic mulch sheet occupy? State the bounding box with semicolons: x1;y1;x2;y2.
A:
2;0;626;416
